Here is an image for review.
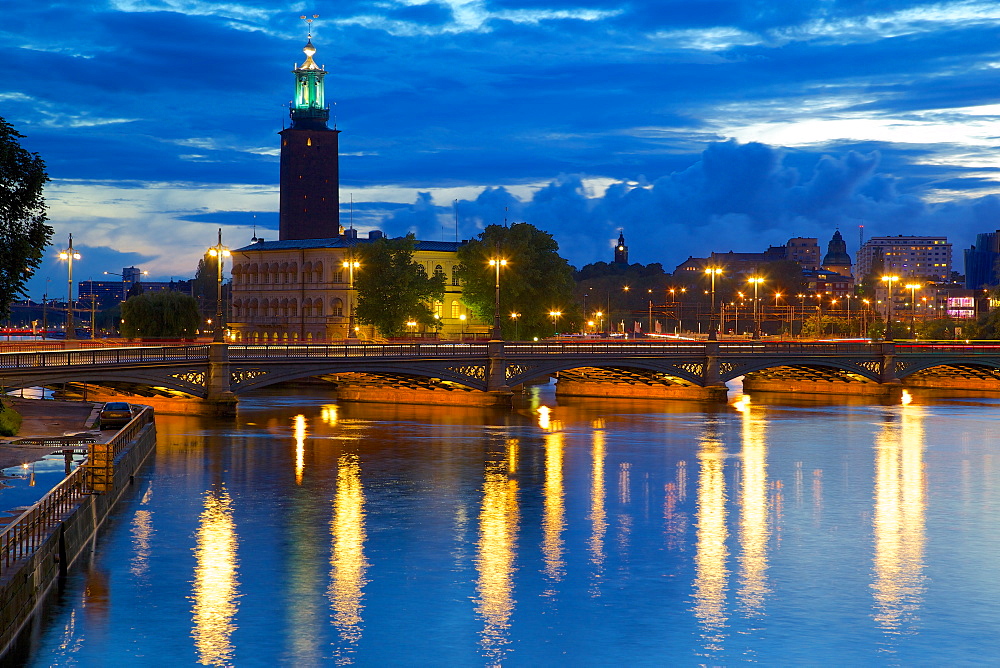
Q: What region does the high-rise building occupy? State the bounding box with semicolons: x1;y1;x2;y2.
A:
278;31;341;240
963;231;1000;289
855;235;952;281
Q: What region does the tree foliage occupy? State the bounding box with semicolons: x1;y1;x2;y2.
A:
354;234;445;338
0;117;52;319
457;223;578;339
120;291;201;339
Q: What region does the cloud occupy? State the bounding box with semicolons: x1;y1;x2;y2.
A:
375;140;990;271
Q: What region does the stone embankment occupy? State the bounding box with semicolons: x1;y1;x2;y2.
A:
0;397;155;660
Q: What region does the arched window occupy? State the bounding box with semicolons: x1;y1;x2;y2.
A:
434;264;445;279
451;267;460;286
289;298;298;317
332;298;344;316
313;261;323;284
451;300;460;318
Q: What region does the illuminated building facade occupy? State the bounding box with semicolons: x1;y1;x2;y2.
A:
230;232;482;342
855;236;952;281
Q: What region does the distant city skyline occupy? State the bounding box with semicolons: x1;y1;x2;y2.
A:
5;1;1000;299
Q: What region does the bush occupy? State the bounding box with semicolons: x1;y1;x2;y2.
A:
0;401;22;437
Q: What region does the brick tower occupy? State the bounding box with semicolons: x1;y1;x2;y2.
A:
279;30;341;240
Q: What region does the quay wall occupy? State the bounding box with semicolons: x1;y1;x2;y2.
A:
0;419;156;660
742;378;902;398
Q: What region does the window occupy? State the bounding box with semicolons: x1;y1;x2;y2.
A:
451;300;460;318
452;267;460;286
332;298;344;316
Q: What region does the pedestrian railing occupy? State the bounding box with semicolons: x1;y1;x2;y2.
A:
0;345;210;370
0;406;154;576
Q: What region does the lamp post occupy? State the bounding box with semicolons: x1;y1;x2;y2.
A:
488;257;507;340
549;310;562;336
773;292;783;335
704;267;723;340
509;312;520;340
343;258;360;339
881;275;900;340
58;234;81;340
747;277;764;339
207;228;231;343
594;310;603;335
459;313;466;340
905;283;921;339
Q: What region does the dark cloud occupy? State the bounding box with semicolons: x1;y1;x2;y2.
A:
377;141;991;271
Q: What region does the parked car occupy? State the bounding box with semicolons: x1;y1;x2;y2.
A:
100;402;136;429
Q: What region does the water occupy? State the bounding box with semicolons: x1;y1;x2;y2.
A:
21;385;1000;666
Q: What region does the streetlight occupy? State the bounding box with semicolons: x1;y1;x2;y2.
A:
459;313;466;340
406;319;417;337
488;257;507;340
594;310;603;335
704;267;723;340
342;258;361;339
905;283;921;339
773;292;783;335
549;310;562;336
509;312;520;340
881;275;900;340
747;277;764;339
58;234;81;340
207;228;231;343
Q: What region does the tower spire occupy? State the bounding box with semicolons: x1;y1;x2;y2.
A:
290;14;329;130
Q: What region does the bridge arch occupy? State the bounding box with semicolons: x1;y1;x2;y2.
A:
506;359;707;388
724;356;883;384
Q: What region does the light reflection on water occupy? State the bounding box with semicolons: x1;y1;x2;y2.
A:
22;387;1000;665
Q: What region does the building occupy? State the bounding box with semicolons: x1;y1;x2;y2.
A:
963;230;1000;289
671;237;820;279
785;238;821;270
855;235;952;281
614;231;628;264
229;33;486;342
230;232;477;342
279;30;340;240
821;230;852;276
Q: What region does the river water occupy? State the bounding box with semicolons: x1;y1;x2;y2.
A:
21;384;1000;666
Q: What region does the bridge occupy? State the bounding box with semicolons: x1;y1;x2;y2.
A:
2;340;999;412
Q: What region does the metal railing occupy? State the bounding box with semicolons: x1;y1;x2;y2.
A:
0;345;210;370
0;406;154;575
230;342;490;359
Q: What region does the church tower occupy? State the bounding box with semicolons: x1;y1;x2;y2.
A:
821;229;853;277
279;28;341;240
614;231;629;264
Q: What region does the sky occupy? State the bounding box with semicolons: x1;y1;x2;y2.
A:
5;0;1000;300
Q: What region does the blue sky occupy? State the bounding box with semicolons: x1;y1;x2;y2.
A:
5;0;1000;299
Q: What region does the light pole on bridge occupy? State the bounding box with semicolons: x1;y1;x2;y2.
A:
58;235;81;341
881;275;900;340
207;229;231;343
489;257;507;340
705;267;723;340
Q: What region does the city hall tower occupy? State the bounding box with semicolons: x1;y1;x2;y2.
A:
279;30;340;240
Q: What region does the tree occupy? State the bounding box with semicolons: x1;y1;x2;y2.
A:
354;234;445;338
457;223;578;339
120;291;201;339
0;117;52;319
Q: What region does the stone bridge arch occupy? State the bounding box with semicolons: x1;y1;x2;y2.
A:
722;356;884;384
229;360;493;393
504;358;708;388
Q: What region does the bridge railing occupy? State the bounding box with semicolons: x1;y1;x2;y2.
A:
230;343;490;359
0;406;154;575
0;345;210;370
895;342;1000;354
